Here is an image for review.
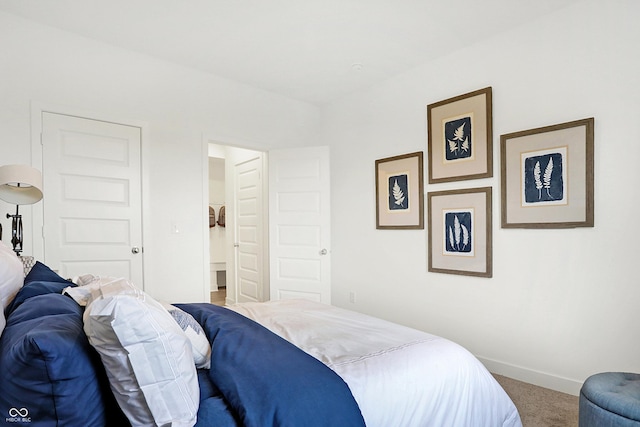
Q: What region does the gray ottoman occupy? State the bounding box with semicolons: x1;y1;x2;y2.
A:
579;372;640;426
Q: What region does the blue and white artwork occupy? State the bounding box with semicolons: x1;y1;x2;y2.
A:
444;210;473;255
444;116;472;161
388;174;409;210
522;148;567;205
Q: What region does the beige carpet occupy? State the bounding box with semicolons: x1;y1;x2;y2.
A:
494;374;579;427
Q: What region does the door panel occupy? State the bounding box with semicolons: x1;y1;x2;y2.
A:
269;146;331;303
234;156;264;302
42;112;144;285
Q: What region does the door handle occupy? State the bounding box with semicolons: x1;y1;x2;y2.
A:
131;247;140;254
319;248;328;255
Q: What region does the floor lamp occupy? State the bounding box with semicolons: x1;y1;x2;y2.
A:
0;165;43;256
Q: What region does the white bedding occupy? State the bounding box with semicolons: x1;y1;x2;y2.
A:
228;299;522;427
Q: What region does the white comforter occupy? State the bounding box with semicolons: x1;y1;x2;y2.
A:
228;299;522;427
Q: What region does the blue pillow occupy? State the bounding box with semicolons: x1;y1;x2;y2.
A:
0;292;129;426
4;261;75;318
24;261;69;284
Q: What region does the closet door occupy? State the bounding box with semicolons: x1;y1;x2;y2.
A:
234;155;265;303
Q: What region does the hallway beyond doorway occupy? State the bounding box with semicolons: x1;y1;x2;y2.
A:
210;288;226;306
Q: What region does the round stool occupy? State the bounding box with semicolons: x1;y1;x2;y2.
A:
579;372;640;426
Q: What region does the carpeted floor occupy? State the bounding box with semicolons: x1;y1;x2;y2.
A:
494;374;579;427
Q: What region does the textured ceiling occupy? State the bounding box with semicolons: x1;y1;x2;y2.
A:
0;0;580;105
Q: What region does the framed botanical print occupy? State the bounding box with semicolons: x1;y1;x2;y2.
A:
501;118;594;228
375;151;424;229
427;87;493;184
428;187;492;277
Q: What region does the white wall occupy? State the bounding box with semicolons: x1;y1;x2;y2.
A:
323;0;640;394
0;11;320;303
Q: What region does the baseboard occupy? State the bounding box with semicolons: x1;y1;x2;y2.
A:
477;356;583;396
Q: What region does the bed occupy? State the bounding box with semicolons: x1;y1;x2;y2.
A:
225;299;522;427
0;256;522;427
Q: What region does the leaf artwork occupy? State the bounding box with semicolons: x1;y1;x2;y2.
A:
449;227;455;251
392;179;406;207
453;123;466;142
531;158;555;200
444;117;472;161
447;123;466;155
523;152;564;204
448;139;458;153
387;174;409;211
543;157;554;199
449;215;470;251
460;137;469;153
461;224;469;251
445;211;472;254
533;161;543;198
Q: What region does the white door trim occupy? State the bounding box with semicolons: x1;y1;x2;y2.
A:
30;102;150;283
200;134;211;301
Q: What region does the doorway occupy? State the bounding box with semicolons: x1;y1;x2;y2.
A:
204;141;332;305
207;143;268;305
208;155;226;302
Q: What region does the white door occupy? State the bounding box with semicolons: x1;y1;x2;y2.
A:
269;146;331;303
234;155;265;302
41;112;144;285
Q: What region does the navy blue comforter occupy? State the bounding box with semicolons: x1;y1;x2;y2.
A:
177;303;366;427
0;262;364;426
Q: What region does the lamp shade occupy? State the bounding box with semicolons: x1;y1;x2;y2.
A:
0;164;43;205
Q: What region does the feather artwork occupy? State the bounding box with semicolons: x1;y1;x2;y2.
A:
448;226;455;251
543;157;554;199
453;215;461;250
392;179;406;207
461;224;469;251
533;161;543;199
445;212;472;253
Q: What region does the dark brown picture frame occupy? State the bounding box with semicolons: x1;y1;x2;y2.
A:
375;151;424;229
501;118;594;228
428;186;492;277
427;87;493;184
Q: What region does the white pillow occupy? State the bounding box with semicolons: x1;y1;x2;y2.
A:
83;277;199;427
65;277;211;369
63;274;101;306
161;302;211;369
0;241;23;336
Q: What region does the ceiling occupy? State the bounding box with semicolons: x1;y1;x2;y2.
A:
1;0;579;106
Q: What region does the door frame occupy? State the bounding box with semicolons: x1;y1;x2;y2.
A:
202;134;270;305
30;102;151;286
